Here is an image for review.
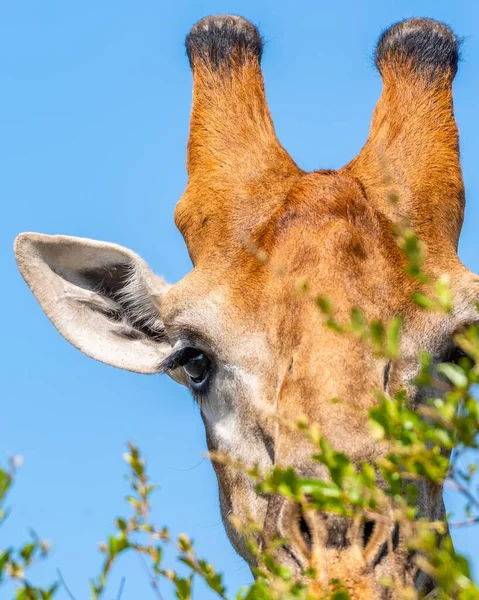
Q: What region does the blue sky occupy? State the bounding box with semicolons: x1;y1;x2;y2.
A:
2;1;479;598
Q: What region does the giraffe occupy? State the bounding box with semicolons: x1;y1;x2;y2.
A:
14;15;477;598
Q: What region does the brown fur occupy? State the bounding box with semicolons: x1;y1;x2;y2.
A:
170;15;474;599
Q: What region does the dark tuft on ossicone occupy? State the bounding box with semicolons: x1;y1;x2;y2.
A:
375;18;460;79
186;14;263;69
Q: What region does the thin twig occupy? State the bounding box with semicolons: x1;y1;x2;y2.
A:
137;552;164;600
57;569;77;600
446;476;479;512
449;517;479;528
116;577;126;600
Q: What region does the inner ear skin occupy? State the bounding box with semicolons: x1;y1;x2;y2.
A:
79;264;167;342
79;263;132;297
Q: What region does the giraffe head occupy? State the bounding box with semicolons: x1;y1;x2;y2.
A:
14;15;477;598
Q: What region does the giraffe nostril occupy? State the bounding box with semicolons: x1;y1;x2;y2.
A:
364;522;401;568
362;520;376;548
299;514;313;551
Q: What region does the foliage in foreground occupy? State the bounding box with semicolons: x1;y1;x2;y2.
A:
2;227;479;599
0;458;57;600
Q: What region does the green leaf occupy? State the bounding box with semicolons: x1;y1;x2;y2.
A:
332;591;350;600
0;549;11;578
0;468;12;503
350;307;366;336
411;292;436;310
107;534;129;557
415;352;433;386
20;542;36;564
386;316;402;359
435;274;453;313
369;320;385;353
316;296;333;315
173;574;193;600
437;363;468;389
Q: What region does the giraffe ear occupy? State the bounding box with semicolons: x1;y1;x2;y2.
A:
14;233;174;375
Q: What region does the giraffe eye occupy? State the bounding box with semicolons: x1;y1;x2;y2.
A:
182;350;211;387
447;347;469;365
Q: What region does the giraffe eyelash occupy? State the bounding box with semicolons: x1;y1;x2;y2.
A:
158;346;200;374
